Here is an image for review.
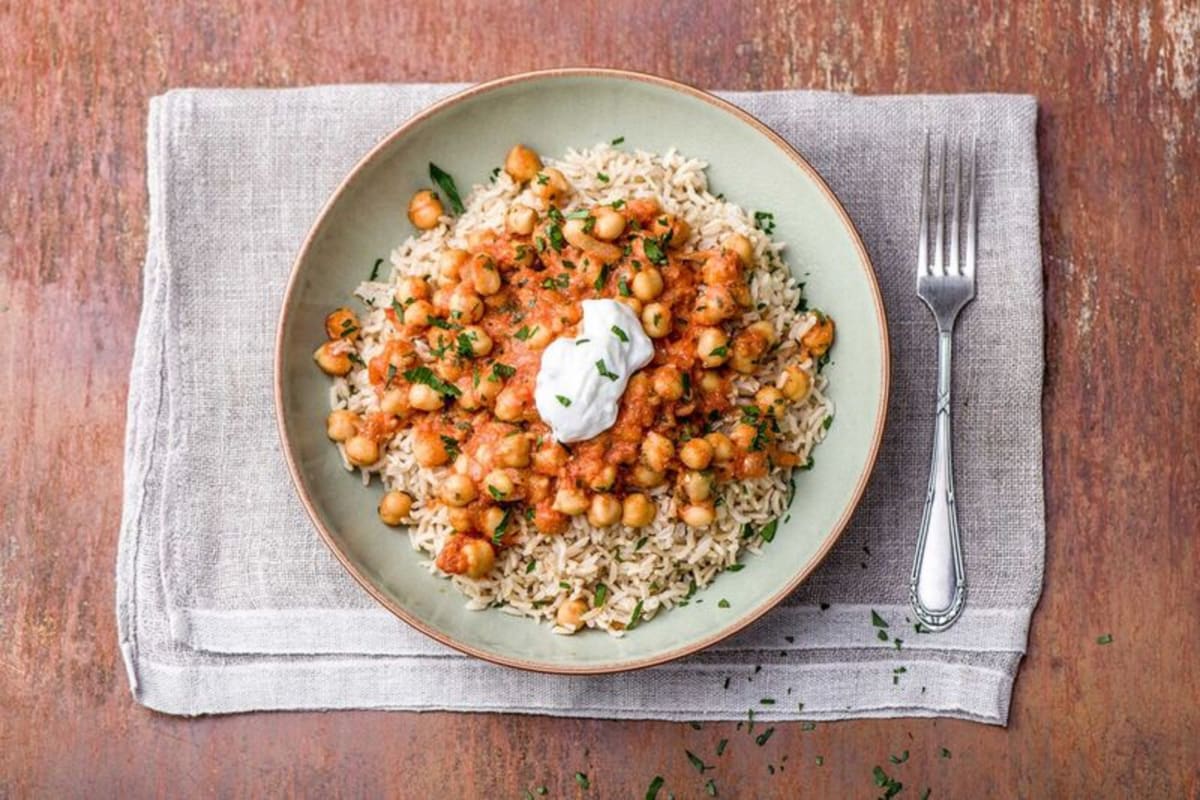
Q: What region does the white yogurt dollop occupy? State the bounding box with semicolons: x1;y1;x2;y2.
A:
535;299;655;443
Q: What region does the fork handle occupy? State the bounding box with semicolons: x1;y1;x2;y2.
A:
910;329;967;631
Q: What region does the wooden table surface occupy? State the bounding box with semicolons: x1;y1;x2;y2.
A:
3;2;1198;797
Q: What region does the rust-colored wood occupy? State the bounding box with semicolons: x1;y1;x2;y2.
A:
2;1;1197;797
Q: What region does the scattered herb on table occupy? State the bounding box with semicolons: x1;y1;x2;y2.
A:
873;765;904;799
718;599;730;609
1097;633;1114;645
611;136;625;146
890;749;910;764
754;210;776;234
716;738;728;756
685;750;711;773
574;771;590;789
940;747;952;759
369;257;383;281
871;610;890;628
755;727;775;746
644;775;664;799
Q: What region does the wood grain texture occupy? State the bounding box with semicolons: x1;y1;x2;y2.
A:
2;1;1198;796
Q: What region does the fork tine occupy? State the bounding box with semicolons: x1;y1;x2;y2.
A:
917;132;930;277
948;138;961;276
965;136;977;280
933;135;946;275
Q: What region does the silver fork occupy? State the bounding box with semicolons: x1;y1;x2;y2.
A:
910;135;975;632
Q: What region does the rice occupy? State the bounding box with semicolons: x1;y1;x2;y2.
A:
329;144;834;635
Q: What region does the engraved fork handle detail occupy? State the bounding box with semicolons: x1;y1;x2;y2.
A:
910;329;967;630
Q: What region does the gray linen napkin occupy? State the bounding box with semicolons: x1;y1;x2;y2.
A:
116;85;1043;723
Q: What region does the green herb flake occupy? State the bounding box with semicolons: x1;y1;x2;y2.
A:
384;363;397;388
753;210;776;234
491;508;511;545
871;610;889;628
643;236;667;265
709;345;728;357
594;583;608;606
491;362;516;380
611;325;629;343
426;315;451;329
535;172;549;186
439;435;460;461
1097;633;1114;645
627;599;645;629
515;325;539;342
594;263;611;291
940;747;952;758
576;338;590;345
402;366;461;397
755;727;775;746
704;778;717;797
890;750;910;764
685;750;710;774
428;163;465;215
556;395;572;407
369;258;384;281
595;359;619;381
816;755;824;766
456;332;475;358
644;776;664;800
525;561;537;574
760;698;776;705
574;772;589;789
595;171;610;182
759;519;778;542
618;277;632;297
726;563;745;572
921;790;931;800
611;136;625;146
718;599;730;609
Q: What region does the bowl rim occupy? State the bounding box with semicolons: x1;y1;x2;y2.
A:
274;67;890;675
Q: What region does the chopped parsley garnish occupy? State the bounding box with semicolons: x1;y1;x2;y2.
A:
717;598;730;609
535;172;549;185
940;747;952;758
634;536;647;551
1097;633;1114;645
556;395;572;407
594;263;610;291
823;414;833;430
402;366;461;397
873;766;903;799
816;756;824;766
525;560;537;574
491;362;516;380
611;198;626;209
627;599;644;629
716;738;728;756
565;209;591;220
558;581;570;590
456;332;475;358
890;750;910;764
871;610;889;628
547;224;566;251
426;315;451;329
618;276;631;297
535;236;547;253
759;519;778;542
596;172;609;182
642;236;667;265
709;345;728;357
489;166;500;181
574;772;589;789
760;697;776;705
439;435;460;461
583;214;597;234
644;776;664;800
726;563;745;572
878;629;890;641
576;338;590;345
347;352;366;368
491;508;511;544
611;136;625;145
595;359;619;381
369;258;383;281
611;325;629;342
594;583;607;606
428;163;465;215
753;210;776;234
755;727;775;746
384;363;397;388
515;325;538;342
685;750;711;773
704;779;717;797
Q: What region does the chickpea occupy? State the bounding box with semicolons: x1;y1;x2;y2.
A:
556;598;589;631
779;365;812;401
427;327;454;354
437;248;469;285
494;433;531;468
730;322;774;374
533;167;571;205
648;213;690;248
587;493;622;527
641;432;675;472
446;506;473;533
325;307;360;340
562;218;622;263
621;493;656;528
440;474;477;507
407;189;443;229
313;341;352;376
802;314;835;356
380;389;409;416
696;327;730;368
641;303;672;338
553;487;589;516
631;267;664;301
524;324;554;350
651;365;685;401
701;254;739;286
755;386;787;416
493;387;525;422
460;325;493;357
722;232;755;268
528;474;553;503
395;276;430;306
680;471;713;503
532;441;569;475
692;285;736;325
480;506;509;541
402;299;434;328
460;537;496;578
484;469;515;501
679;438;714;470
344;435;380;466
477;373;504;402
448;287;484;323
465;253;502;296
456;386;483;411
618;295;643;315
705;432;735;463
430;287;453;314
591;206;626;240
413;431;450;467
698;369;723;394
630;463;666;488
408;383;444;412
534;506;569;535
588;464;617;492
505;203;538;235
326;409;359;442
746;320;777;346
504;144;543;183
466;228;497;251
730;422;758;450
679;502;716;528
378;490;414;525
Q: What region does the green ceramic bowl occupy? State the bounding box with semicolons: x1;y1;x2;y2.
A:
275;69;888;673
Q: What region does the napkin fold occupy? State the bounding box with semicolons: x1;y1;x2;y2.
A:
116;84;1044;723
